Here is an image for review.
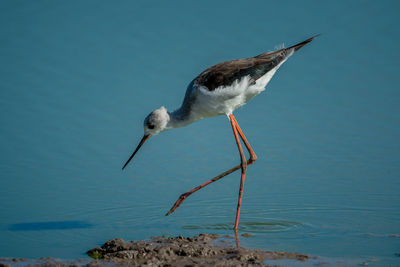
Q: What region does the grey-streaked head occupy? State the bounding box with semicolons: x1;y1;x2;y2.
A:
144;106;170;136
122;106;170;170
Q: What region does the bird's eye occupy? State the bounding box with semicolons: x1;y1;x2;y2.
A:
148;124;155;129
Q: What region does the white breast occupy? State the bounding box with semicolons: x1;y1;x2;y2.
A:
189;53;292;119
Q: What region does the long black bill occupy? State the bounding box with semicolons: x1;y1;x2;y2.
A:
122;134;150;170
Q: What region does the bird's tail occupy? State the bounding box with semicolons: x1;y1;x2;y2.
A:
287;34;320;52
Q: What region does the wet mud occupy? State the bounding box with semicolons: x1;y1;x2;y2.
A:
86;233;312;266
0;234;314;266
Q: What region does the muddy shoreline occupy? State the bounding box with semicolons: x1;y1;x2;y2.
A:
86;233;312;266
0;234;314;266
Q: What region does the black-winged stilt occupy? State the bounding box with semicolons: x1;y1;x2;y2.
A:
123;35;318;230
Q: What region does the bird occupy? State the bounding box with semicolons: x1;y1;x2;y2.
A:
122;35;318;230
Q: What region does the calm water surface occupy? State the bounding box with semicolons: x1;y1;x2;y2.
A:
1;1;399;266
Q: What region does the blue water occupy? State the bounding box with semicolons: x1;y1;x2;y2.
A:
1;1;399;266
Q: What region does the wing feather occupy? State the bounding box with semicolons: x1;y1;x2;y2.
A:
194;35;318;91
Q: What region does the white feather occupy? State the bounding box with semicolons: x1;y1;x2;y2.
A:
165;49;295;131
190;50;293;118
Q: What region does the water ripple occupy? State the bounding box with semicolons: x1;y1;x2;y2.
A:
182;219;306;233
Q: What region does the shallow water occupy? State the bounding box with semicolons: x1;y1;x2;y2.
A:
1;1;399;266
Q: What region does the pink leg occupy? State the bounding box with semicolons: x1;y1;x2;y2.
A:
231;116;257;163
166;114;257;228
229;114;247;230
234;229;240;248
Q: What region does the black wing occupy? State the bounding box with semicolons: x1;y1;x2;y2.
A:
195;35;317;91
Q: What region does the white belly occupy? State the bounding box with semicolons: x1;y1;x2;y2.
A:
190;56;290;119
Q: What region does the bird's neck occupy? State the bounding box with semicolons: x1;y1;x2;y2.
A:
166;107;194;130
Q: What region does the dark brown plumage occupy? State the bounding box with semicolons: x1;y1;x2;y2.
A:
195;35;318;91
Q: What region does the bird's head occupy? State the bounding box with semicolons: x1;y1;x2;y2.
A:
143;106;170;136
122;106;170;169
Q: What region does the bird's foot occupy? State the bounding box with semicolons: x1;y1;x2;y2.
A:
165;192;190;216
